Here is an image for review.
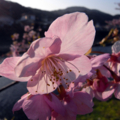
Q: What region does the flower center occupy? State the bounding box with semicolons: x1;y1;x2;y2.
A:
39;55;80;90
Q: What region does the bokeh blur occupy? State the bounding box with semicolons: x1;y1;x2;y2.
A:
0;0;120;120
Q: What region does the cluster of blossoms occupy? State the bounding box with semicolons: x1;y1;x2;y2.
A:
105;3;120;27
0;12;120;120
7;24;42;57
105;18;120;27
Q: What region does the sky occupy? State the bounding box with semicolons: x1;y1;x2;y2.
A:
7;0;120;15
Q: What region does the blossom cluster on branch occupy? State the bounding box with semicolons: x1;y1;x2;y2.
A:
5;24;41;57
105;3;120;28
105;18;120;27
0;12;120;120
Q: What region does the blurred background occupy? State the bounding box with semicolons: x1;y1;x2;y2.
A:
0;0;120;120
0;0;120;55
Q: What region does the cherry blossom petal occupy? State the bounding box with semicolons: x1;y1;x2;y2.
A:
44;94;66;116
94;91;106;101
51;111;76;120
0;57;30;81
112;41;120;53
12;93;29;112
60;20;95;55
15;38;62;77
64;100;77;117
91;53;110;69
65;55;91;77
39;37;56;48
66;83;75;98
102;82;115;100
45;12;95;55
36;36;62;55
51;111;58;120
114;83;120;99
111;63;118;74
117;64;120;76
99;66;111;78
27;37;61;58
72;91;93;115
23;95;51;120
27;38;53;58
27;73;58;95
27;56;91;94
58;54;80;61
82;86;95;98
94;88;113;101
94;91;112;101
15;53;41;77
52;115;76;120
74;75;88;84
45;12;88;40
49;37;62;54
51;100;77;120
14;39;53;77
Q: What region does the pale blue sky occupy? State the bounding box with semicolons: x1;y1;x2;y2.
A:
7;0;120;15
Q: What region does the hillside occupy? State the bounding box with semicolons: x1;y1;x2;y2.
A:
0;0;120;25
0;0;57;20
51;7;120;25
0;0;120;55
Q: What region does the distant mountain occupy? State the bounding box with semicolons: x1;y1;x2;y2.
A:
0;0;57;20
0;0;120;55
0;0;120;25
51;7;120;25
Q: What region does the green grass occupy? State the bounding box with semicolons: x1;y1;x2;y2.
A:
77;97;120;120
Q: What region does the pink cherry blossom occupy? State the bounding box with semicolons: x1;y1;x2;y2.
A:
108;41;120;75
107;52;120;75
93;77;108;92
92;78;114;101
102;65;120;100
0;57;31;81
28;30;36;38
67;54;112;101
114;83;120;99
23;33;28;39
24;25;31;32
10;45;19;56
74;53;110;84
84;65;120;101
82;82;114;101
11;33;19;41
89;53;111;78
51;84;94;120
0;12;95;94
13;92;65;120
81;69;113;101
112;41;120;53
